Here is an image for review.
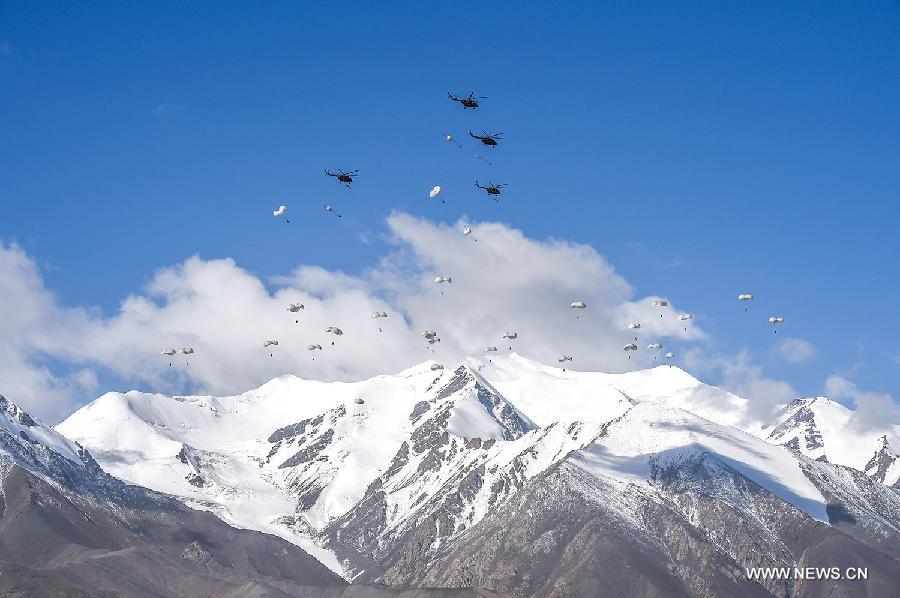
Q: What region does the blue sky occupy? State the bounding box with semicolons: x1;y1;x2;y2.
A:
2;1;899;417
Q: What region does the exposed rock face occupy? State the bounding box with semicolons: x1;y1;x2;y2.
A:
863;435;900;486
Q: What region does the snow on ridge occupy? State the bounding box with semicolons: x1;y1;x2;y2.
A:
571;401;830;523
0;393;83;464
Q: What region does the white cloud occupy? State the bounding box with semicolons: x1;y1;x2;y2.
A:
824;374;899;433
0;214;705;422
683;348;798;424
774;337;816;364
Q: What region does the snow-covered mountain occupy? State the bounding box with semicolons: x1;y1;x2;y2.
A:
0;393;348;596
57;354;900;595
755;396;900;486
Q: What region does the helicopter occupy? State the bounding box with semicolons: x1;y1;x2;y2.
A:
448;91;487;109
475;181;506;197
325;169;358;188
469;131;503;147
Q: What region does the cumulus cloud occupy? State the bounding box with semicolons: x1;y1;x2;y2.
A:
774;337;816;364
824;374;900;433
683;348;798;424
0;213;704;422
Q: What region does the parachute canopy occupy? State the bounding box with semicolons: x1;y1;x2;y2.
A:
570;301;587;309
307;344;322;351
769;316;785;325
558;355;573;362
426;337;441;344
263;340;279;348
665;351;675;359
161;348;177;356
434;276;452;284
628;322;641;330
738;293;753;301
325;326;343;336
430;363;444;371
371;311;388;319
423;329;438;340
429;185;442;199
647;343;663;349
180;347;194;355
652;299;669;307
678;313;693;321
287;303;304;312
463;226;473;236
623;343;638;351
484;346;498;352
273;205;286;217
502;331;518;340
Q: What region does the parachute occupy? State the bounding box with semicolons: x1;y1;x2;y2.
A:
263;340;279;347
307;344;322;351
429;185;442;199
484;346;498;352
325;326;343;344
502;332;518;340
426;337;441;345
273;205;289;223
665;351;675;359
161;347;177;366
647;343;663;349
739;293;753;302
323;203;342;218
287;303;304;312
423;329;438;340
652;299;669;307
628;322;641;330
180;347;194;355
463;226;478;242
558;355;573;362
434;276;452;284
570;301;587;309
430;363;444;371
678;314;693;321
769;316;785;333
623;343;638;351
371;311;388;319
354;397;365;405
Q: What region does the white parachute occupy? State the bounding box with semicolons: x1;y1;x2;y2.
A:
484;346;498;352
426;337;441;345
739;293;753;302
325;327;343;344
273;205;289;222
263;340;279;348
623;343;638;351
423;329;438;340
628;322;642;330
647;343;663;350
463;226;473;236
570;301;587;309
665;351;675;359
371;311;388;319
161;348;177;356
307;344;322;351
323;203;342;218
287;303;304;312
558;355;573;362
769;316;785;333
502;331;518;340
429;185;442;199
678;313;693;321
430;363;444;371
180;347;194;355
434;276;452;284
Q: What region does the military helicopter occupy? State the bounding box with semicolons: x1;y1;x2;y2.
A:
475;181;506;197
448;91;487;109
325;169;358;188
469;131;503;147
